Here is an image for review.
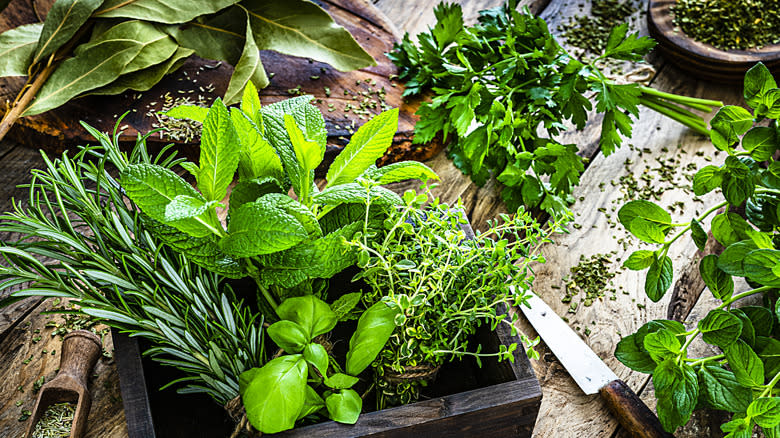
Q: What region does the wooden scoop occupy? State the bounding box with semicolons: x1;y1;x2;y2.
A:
26;330;102;438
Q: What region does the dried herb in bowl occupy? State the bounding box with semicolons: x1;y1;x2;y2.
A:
673;0;780;50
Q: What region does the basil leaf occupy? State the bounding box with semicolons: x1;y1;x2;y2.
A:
699;254;734;300
725;339;765;387
297;385;325;421
303;342;329;375
324;373;359;390
698;364;751;413
267;320;309;353
346;301;398;376
698;309;742;348
276;295;337;339
326;108;400;188
645;254;673;302
325;389;362;424
240;355;307;434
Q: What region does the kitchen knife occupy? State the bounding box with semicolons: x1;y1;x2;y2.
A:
519;292;674;438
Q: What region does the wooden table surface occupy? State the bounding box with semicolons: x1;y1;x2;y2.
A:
0;0;742;437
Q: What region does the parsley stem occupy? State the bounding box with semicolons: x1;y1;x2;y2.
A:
640;95;707;126
638;86;724;109
639;98;709;136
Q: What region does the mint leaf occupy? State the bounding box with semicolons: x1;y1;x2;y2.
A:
744;249;780;287
699;254;734;300
690;218;708;250
220;198;308;257
618;200;672;228
725;339;765;387
198;98;240;202
359;161;438;184
228;177;284;219
241;80;263;126
711;212;752;247
313;183;402;210
698;309;742;348
698;365;751;413
615;332;656;372
642;329;681;362
645;254;673;302
710;105;754;150
718;240;759;276
622;250;655;270
121;163;216;238
748;397;780;428
330;292;362;321
742;127;778;161
744;63;777;110
164;195;217;222
653;359;698;433
230;108;283;181
692;165;724;196
284;113;324;173
163;104;208;123
326;108;400;188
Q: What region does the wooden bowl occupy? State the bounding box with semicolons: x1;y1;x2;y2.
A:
648;0;780;83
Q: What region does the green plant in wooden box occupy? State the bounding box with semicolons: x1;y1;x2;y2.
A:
0;0;376;141
119;83;437;316
615;62;780;435
348;188;565;408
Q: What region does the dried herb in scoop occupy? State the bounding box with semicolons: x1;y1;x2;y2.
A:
673;0;780;50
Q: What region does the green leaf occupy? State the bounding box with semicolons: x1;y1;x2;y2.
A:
725;339;765;387
718;240;759;276
23;22;154;116
346;301;398;375
244;0;375;71
330;292;362;321
652;359;698;432
744;249;780;287
690;218;707;251
721;414;751;438
699;254;734;300
602;25;656;61
744;63;777;110
163;6;244;63
0;23;43;77
95;0;240;23
692;165;724;196
267;320;309;353
698;309;742;348
712;212;752;247
645;254;673;302
642;329;681;362
326;108;400;188
324;373;359;390
259;193;321;238
285;114;324;173
164;105;209;123
88;46;194;96
622;250;655;270
240;355;307;434
224;17;268;105
303;343;329;375
121;164;217;237
615;332;656;373
220;198;308;257
710;105;754;149
276;295;337;339
628;217;668;244
297;385;325;420
164;195;217;222
732;309;756;347
619;200;672;242
227;177;284;218
698;365;751;413
230;108;284;182
325;389;362;424
34;0;104;64
742;127;778;161
198;98;240;202
722;173;753;206
313;183;402;210
742;306;774;337
241;80;263;126
748;398;780;428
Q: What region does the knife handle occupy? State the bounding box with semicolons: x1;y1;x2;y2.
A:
599;379;675;438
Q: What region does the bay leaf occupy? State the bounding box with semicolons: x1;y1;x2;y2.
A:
76;20;178;75
34;0;105;65
23;21;169;116
88;46;193;95
94;0;240;24
243;0;375;71
163;6;244;64
0;23;43;77
224;16;267;105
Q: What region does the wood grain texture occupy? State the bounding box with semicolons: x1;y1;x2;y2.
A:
598;379;673;438
0;0;444;167
648;0;780;82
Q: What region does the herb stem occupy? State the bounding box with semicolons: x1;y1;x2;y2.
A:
717;286;774;310
761;371;780;397
687;353;724;366
639;98;710;136
638;85;724;109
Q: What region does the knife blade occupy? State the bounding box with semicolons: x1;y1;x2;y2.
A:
519;292;674;438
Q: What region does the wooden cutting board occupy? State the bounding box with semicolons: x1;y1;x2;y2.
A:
0;0;442;169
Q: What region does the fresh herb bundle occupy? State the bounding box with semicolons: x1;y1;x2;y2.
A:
350;188;562;407
0;0;376;141
616;63;780;434
389;1;722;216
0;128;265;406
121;83;437;316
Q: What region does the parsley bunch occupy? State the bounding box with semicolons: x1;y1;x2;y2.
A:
389;1;723;215
616;63;780;435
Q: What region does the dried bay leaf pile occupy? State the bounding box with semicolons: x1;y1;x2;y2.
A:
0;0;375;140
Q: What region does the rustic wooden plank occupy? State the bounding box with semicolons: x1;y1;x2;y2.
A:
0;299;126;438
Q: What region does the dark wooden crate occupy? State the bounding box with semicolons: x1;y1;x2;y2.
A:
112;304;541;438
